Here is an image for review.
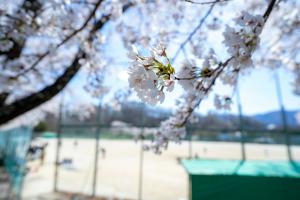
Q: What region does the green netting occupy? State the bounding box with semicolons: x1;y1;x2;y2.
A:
182;159;300;200
0;127;32;198
41;131;57;138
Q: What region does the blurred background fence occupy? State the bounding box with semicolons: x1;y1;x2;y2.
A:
46;71;300;200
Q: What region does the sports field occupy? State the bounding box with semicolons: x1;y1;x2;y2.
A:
22;139;300;200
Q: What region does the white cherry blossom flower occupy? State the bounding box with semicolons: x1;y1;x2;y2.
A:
177;59;197;91
223;11;264;69
214;95;232;110
128;44;175;105
177;50;219;91
147;116;186;154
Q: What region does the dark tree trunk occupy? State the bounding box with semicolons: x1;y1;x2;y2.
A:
0;2;134;126
0;51;85;125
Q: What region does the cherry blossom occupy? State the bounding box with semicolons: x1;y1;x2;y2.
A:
128;44;175;105
223;11;264;69
214;94;232;110
0;0;299;153
132;0;287;152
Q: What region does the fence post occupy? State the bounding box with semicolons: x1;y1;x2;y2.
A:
274;71;292;161
236;79;246;160
138;103;146;200
187;127;193;159
92;99;102;196
54;94;64;192
138;138;144;200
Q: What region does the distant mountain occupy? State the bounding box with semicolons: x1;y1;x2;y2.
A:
38;101;300;131
251;110;300;128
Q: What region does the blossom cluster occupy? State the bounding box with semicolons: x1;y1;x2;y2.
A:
223;11;264;69
146;93;200;153
146;116;186;154
128;44;175;105
214;95;232;110
1;0;294;154
177;50;219;92
128;10;270;152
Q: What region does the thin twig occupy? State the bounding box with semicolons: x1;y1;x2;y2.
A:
171;2;216;63
178;57;232;126
263;0;277;21
182;0;231;5
12;0;104;79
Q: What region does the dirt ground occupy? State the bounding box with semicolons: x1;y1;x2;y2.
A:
22;139;300;200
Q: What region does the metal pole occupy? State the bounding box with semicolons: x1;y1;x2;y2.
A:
138;103;145;200
138;138;144;200
92;100;102;196
274;71;292;161
188;128;192;159
54;93;64;192
236;79;246;160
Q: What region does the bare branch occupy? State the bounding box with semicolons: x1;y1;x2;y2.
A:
178;57;233;126
182;0;231;5
0;50;86;125
12;0;104;78
171;2;216;63
263;0;277;21
0;2;135;125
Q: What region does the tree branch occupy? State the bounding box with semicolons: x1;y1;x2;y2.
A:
0;50;86;125
0;92;9;107
12;0;104;79
178;57;232;126
182;0;231;5
263;0;277;21
171;1;216;63
0;2;135;125
0;0;42;59
172;0;278;129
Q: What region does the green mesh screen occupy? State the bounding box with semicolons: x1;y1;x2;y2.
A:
0;127;32;198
